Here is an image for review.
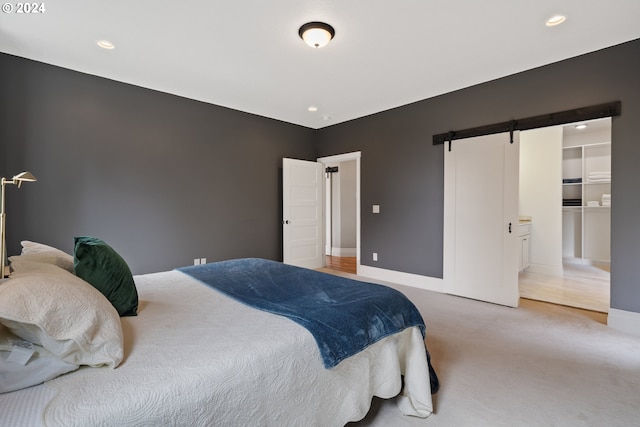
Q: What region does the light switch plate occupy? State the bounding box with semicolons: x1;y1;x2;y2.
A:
372;205;380;213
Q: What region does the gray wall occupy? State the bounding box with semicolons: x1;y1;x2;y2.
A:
0;53;316;274
315;39;640;314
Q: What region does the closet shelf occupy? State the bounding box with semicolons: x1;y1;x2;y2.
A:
562;141;611;263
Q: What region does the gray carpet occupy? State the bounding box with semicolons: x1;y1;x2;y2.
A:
323;270;640;426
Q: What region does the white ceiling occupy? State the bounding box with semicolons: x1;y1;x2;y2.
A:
562;117;611;139
1;1;639;129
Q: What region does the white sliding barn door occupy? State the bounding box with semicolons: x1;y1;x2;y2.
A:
443;132;520;307
282;158;324;269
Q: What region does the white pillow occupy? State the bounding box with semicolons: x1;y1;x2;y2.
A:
0;325;79;393
9;257;65;275
0;265;124;368
14;240;75;272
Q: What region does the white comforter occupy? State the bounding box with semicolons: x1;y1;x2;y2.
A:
1;270;433;426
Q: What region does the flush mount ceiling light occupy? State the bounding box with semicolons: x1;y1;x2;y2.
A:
308;105;318;112
299;22;335;48
575;123;588;130
96;40;115;50
546;14;566;27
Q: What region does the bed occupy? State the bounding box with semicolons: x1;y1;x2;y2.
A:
0;240;438;426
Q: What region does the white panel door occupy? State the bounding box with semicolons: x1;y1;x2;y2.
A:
443;132;520;307
283;158;324;269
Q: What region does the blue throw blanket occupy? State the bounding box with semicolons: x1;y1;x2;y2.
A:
177;258;426;369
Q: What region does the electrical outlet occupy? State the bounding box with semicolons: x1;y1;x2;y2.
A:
372;205;380;214
194;258;201;265
200;258;206;265
373;252;378;261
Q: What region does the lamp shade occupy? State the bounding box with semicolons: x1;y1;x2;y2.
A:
299;22;335;48
11;171;37;188
12;171;37;182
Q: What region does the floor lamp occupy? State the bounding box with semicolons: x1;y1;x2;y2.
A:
1;171;37;278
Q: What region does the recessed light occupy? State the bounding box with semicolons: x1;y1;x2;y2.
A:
575;124;588;130
308;106;318;112
546;15;566;27
322;115;332;121
96;40;115;50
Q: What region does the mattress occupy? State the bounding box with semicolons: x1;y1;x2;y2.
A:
0;269;433;426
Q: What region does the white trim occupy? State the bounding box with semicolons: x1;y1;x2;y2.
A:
324;168;333;256
317;152;361;163
608;309;640;337
357;264;444;293
331;247;357;257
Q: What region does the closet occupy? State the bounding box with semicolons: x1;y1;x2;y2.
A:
562;120;611;265
519;118;611;312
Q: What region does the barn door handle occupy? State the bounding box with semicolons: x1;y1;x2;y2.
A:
508;222;512;234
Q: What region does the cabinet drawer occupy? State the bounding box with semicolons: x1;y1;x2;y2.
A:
518;223;531;237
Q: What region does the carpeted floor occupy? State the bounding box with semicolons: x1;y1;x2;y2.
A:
319;269;640;427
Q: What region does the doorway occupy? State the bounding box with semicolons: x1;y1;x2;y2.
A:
318;152;361;275
518;118;611;313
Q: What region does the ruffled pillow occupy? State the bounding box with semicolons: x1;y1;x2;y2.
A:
12;240;75;273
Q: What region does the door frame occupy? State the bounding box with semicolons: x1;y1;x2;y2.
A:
317;151;361;271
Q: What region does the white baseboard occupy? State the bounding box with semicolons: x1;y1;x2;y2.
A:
357;264;444;293
608;309;640;337
563;257;611;268
331;247;357;257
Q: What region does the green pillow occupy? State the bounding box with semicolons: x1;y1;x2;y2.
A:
73;236;138;317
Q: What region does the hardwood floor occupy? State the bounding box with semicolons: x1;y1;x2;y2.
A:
325;256;357;274
519;262;610;313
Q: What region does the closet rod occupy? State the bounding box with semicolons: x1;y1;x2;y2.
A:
432;101;621;145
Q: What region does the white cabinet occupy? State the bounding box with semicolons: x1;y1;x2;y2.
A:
562;142;611;263
518;223;531;272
